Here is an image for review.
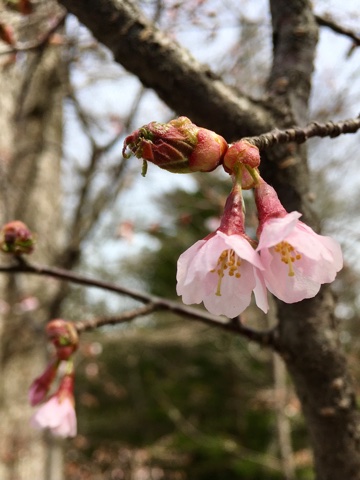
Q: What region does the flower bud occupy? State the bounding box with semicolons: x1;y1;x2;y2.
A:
254;179;287;236
28;359;60;406
0;220;34;255
46;319;79;361
223;140;260;173
0;23;15;46
122;116;228;174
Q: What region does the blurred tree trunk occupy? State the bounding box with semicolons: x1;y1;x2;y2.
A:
0;35;65;480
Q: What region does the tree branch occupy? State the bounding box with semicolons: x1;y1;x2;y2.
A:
0;257;276;347
74;303;158;333
57;0;273;141
243;115;360;150
315;14;360;47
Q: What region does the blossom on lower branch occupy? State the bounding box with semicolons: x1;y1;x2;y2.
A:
177;230;268;317
30;319;79;438
31;373;77;438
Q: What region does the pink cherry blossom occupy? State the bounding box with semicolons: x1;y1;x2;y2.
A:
31;395;77;438
256;211;343;303
177;230;268;317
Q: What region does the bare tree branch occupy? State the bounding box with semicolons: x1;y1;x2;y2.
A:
244;116;360;150
75;303;158;332
0;257;277;347
315;13;360;47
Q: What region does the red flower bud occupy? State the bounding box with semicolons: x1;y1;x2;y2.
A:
0;23;15;46
57;372;75;402
254;179;288;235
0;220;34;255
46;319;79;360
28;359;60;406
123;116;228;174
223;140;260;173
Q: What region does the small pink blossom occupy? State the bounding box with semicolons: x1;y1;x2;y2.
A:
177;230;268;317
256;211;343;303
30;395;77;438
254;179;343;303
30;372;77;438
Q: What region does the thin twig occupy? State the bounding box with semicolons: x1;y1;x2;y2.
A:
315;14;360;46
0;257;277;347
75;303;158;333
243;116;360;150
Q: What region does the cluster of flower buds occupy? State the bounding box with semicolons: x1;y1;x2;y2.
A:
0;220;34;255
29;319;79;438
124;117;343;318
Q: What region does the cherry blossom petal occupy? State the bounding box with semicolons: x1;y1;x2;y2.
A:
203;259;256;317
287;222;343;269
253;270;269;313
259;247;321;302
257;212;301;250
218;230;264;270
31;396;77;438
176;236;225;304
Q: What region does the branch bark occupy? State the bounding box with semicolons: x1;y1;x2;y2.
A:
0;258;276;347
266;2;360;479
244;116;360;149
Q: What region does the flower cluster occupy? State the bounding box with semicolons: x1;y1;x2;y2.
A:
124;118;343;318
177;145;342;317
29;319;79;438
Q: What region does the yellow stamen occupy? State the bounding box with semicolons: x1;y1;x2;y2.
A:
211;249;242;296
274;241;301;277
